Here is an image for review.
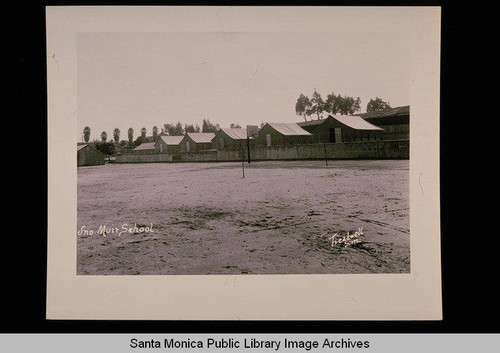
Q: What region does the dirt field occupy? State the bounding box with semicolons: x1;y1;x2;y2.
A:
77;160;410;275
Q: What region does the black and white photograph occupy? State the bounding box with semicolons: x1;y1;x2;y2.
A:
45;6;441;321
75;30;411;276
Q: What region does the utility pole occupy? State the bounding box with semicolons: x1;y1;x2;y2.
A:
245;124;259;166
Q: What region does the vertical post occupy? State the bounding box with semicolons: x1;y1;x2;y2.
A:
324;143;328;167
247;136;251;163
241;144;245;178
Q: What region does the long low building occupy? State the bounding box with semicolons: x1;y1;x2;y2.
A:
211;128;254;150
254;122;312;147
155;135;184;154
132;142;156;154
179;132;216;152
298;114;383;143
356;105;409;140
77;144;106;166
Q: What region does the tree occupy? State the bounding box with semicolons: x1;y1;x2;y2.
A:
366;97;391;112
152;126;158;141
101;131;108;142
175;122;184;135
310;89;325;119
93;141;116;162
128;128;134;147
338;96;361;115
230;123;241;128
163;123;173;135
113;128;120;144
324;92;340;115
202;119;217;133
133;136;144;147
163;122;184;136
141;127;147;141
352;97;362;114
83;126;91;143
295;93;312;122
324;93;362;115
184;124;196;133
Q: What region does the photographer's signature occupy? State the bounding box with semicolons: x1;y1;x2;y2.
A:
329;227;364;247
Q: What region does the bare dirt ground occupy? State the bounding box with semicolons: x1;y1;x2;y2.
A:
77;160;409;275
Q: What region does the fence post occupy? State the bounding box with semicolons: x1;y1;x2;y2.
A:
241;144;245;178
324;143;328;167
247;137;251;163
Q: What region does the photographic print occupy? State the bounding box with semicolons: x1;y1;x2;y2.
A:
76;31;410;276
47;6;441;320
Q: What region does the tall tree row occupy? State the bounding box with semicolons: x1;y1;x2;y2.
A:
295;90;390;121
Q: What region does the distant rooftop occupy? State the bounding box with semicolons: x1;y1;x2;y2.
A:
298;114;382;131
134;142;156;150
77;144;88;152
330;114;382;131
220;128;248;140
357;105;410;120
267;122;311;136
297;118;327;128
157;135;184;145
186;132;216;143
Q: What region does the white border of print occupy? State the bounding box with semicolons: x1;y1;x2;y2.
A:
46;6;441;320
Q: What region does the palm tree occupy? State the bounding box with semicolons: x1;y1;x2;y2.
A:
83;126;91;143
113;128;120;144
152;126;158;141
128;128;134;146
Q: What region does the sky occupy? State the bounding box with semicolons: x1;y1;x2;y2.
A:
76;31;409;142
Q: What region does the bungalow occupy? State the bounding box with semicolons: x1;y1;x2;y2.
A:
211;128;254;150
356;105;409;140
297;114;383;143
155;135;184;154
77;144;106;167
254;122;312;147
179;132;216;152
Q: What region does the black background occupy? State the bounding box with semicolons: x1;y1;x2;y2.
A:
6;0;498;334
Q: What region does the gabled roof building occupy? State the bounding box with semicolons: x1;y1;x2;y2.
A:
212;128;254;150
298;114;383;143
133;142;157;154
77;144;106;167
254;122;312;147
356;105;409;140
155;135;184;154
179;132;216;152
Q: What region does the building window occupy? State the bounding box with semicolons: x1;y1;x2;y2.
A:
329;128;335;143
266;134;271;147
